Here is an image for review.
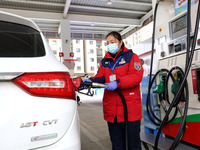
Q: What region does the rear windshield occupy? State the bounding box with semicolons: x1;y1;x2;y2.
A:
0;21;45;57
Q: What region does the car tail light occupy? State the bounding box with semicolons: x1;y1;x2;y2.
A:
13;72;76;100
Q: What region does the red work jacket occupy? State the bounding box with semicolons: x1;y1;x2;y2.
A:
90;47;144;123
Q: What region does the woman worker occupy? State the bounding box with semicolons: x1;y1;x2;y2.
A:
83;31;144;150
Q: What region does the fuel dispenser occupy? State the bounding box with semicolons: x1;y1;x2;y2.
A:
156;2;200;147
144;0;200;149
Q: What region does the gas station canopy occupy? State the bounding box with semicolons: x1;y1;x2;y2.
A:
0;0;152;39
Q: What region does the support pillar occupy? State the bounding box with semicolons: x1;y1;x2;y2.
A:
60;19;75;75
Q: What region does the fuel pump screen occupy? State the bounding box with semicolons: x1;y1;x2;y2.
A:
170;14;187;40
172;15;186;33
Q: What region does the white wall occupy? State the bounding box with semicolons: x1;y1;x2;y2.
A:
132;38;157;76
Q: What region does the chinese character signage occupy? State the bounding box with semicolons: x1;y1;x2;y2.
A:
175;0;198;14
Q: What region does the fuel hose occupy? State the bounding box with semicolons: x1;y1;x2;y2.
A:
115;88;128;150
145;0;161;126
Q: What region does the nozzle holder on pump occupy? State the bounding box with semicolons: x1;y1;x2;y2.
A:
156;73;169;102
166;67;187;106
156;74;165;94
146;69;178;126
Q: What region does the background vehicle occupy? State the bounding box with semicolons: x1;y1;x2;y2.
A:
0;11;80;150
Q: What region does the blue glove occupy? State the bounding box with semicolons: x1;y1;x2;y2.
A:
105;81;117;91
83;79;92;83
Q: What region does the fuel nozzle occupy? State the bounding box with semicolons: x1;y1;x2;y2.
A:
156;74;165;94
80;81;106;89
78;81;94;96
156;73;168;109
73;78;106;96
80;81;92;87
91;83;106;88
171;81;180;94
171;71;185;102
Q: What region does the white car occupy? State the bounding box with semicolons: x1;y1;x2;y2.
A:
0;11;81;150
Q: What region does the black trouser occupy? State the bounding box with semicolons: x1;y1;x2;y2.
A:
107;117;142;150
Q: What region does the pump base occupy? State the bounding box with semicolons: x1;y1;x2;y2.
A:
163;114;200;147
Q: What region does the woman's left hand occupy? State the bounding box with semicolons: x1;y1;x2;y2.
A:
105;81;117;91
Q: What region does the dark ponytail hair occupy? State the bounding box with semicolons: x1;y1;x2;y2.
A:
106;31;125;48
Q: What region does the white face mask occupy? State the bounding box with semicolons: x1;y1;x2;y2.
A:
107;43;119;54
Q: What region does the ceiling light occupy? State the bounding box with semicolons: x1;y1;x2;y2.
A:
91;23;95;27
106;0;112;5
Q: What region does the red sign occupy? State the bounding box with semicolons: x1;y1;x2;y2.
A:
59;52;64;57
191;69;198;94
70;52;74;57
